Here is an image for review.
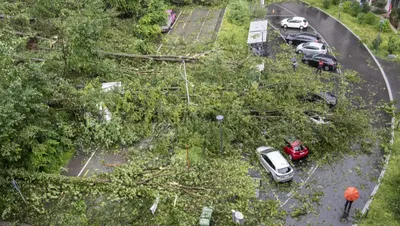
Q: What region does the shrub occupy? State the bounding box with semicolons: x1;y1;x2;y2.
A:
12;14;30;27
250;4;266;19
361;2;371;13
330;0;340;6
343;1;361;17
387;36;399;54
389;8;400;28
357;13;365;24
373;0;387;8
364;12;377;25
375;19;392;33
323;0;330;9
227;0;250;26
372;7;387;14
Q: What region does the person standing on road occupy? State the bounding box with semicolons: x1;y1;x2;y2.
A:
344;199;353;213
315;59;323;74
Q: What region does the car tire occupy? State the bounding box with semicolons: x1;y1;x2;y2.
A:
283;24;288;29
297;50;302;54
300;26;304;30
304;60;309;64
288;40;293;45
324;66;330;71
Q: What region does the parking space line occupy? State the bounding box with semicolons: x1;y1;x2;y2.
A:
196;9;210;40
273;4;296;16
279;164;319;208
77;151;96;177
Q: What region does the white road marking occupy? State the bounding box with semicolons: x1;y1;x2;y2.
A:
279;164;319;208
196;9;210;40
157;9;184;53
77;151;96;177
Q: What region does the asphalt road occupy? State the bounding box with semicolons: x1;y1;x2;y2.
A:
265;2;391;225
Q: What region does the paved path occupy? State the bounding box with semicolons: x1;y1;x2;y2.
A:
266;2;392;225
157;8;224;53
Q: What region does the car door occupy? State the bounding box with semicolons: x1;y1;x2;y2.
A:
260;154;271;172
287;19;296;28
294;35;305;45
303;45;315;55
312;55;321;67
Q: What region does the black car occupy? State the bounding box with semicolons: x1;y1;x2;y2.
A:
285;32;321;45
301;92;337;108
301;53;338;71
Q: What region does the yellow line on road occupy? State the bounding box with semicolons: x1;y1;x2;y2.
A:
83;169;89;177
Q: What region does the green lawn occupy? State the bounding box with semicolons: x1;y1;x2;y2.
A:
359;130;400;225
304;0;400;60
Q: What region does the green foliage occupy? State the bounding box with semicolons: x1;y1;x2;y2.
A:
330;0;340;6
372;35;382;50
342;0;361;17
357;12;377;25
226;0;250;26
373;0;387;8
106;0;166;19
323;0;330;9
388;35;400;54
375;19;392;33
360;2;371;13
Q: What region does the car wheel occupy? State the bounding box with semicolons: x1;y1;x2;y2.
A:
288;40;293;45
304;60;309;64
283;24;288;29
324;66;330;71
297;50;303;54
300;26;304;30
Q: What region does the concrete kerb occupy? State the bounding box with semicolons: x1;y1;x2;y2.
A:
300;1;395;224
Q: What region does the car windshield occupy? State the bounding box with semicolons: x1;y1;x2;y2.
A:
322;45;326;50
294;144;305;152
278;167;291;174
303;19;307;23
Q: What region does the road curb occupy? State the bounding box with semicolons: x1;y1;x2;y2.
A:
300;2;395;223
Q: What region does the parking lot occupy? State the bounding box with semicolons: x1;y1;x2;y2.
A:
157;7;224;53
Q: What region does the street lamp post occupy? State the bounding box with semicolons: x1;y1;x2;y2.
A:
216;115;224;156
377;19;385;53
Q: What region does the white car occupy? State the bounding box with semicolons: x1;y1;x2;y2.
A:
305;111;330;125
256;146;294;182
281;17;308;29
296;42;327;55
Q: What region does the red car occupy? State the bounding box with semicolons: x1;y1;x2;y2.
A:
282;137;309;160
160;10;177;33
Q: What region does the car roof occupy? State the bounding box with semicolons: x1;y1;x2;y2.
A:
314;54;336;60
304;42;324;47
289;16;306;20
266;151;290;169
296;32;319;38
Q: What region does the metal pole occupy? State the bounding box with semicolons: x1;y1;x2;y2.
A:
219;122;223;156
182;60;190;105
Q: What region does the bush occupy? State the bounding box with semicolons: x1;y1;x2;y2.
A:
250;4;266;19
387;36;399;54
389;8;400;28
361;2;371;13
11;14;30;27
343;1;361;17
330;0;340;6
364;12;378;25
227;0;250;26
375;19;392;33
357;13;365;24
373;0;387;8
323;0;330;9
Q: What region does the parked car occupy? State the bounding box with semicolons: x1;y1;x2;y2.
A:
256;146;294;182
283;137;309;160
160;10;177;33
301;92;337;108
296;42;327;55
285;32;321;45
301;53;338;71
304;111;330;125
281;17;308;29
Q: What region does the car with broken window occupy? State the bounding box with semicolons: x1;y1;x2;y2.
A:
300;92;337;108
302;53;338;71
283;137;309;160
256;146;294;182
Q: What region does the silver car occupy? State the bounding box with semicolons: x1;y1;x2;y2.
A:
296;42;327;55
256;146;294;182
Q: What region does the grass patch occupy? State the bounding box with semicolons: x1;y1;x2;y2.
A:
305;0;400;60
359;130;400;225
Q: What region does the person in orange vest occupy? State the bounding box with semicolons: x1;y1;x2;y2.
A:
315;59;323;75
